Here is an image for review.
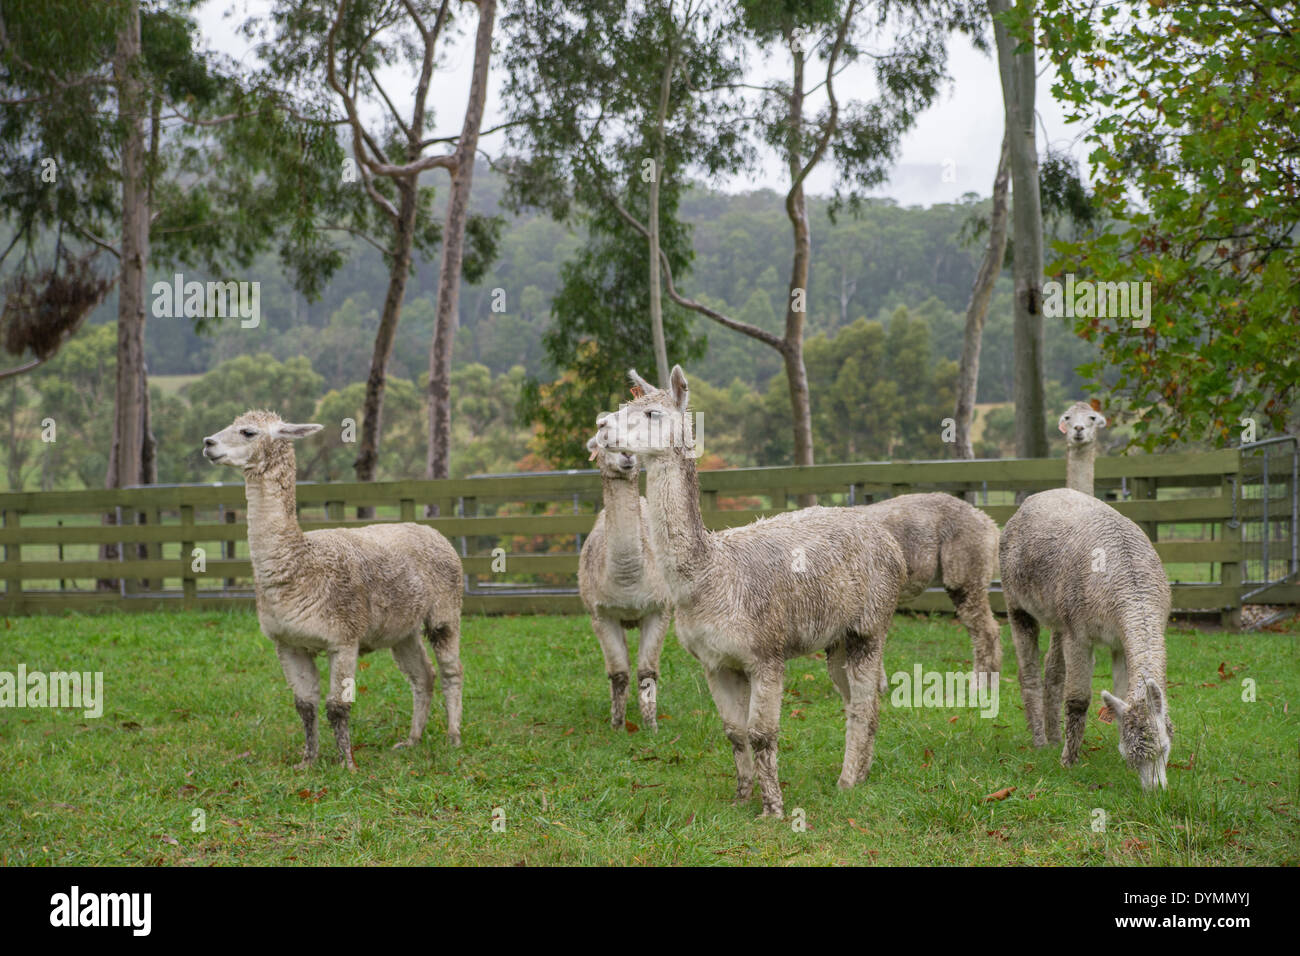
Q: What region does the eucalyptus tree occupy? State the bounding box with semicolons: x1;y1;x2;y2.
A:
252;0;501;491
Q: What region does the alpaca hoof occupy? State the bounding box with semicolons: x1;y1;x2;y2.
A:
836;775;855;790
447;732;462;748
760;806;784;819
294;758;315;771
391;738;416;750
1060;753;1078;768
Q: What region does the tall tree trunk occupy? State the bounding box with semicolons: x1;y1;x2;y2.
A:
354;179;418;515
110;2;148;492
647;49;674;389
990;0;1047;462
101;3;150;589
954;130;1011;460
426;0;496;487
784;46;816;504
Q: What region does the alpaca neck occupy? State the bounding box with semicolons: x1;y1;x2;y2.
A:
601;473;644;582
643;451;711;598
1066;442;1097;496
242;443;306;583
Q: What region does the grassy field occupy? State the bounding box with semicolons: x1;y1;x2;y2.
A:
0;610;1295;866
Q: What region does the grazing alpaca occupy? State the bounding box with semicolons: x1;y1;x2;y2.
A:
594;367;907;818
861;493;1002;680
999;402;1173;789
578;437;672;731
202;410;464;768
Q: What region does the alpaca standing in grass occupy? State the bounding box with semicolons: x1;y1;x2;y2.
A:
999;402;1173;789
202;410;464;768
594;367;907;818
578;437;672;731
861;493;1001;680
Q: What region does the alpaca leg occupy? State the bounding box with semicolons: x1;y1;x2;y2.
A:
1060;637;1095;768
747;664;786;818
826;640;851;708
276;643;320;768
838;628;885;790
326;644;360;770
592;616;631;730
1110;647;1128;700
948;584;1002;681
428;622;463;747
1008;608;1047;747
635;611;669;732
1042;631;1066;745
390;633;434;749
703;666;754;804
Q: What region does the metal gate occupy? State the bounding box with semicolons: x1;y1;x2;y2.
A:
1237;436;1299;628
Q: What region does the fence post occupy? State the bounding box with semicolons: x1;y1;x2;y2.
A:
1132;476;1158;543
3;509;21;616
181;503;196;610
223;508;237;590
399;498;415;522
1221;469;1242;629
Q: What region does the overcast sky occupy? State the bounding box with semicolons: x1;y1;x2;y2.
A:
204;1;1083;208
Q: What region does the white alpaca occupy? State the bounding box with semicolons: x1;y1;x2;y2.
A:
578;438;672;731
594;367;907;818
999;402;1173;789
203;410;464;768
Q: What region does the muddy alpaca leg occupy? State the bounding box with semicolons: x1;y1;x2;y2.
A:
276;643;320;769
635;611;669;732
1008;608;1048;747
1060;635;1095;767
429;622;463;747
704;666;754;805
826;640;851;708
390;633;434;749
326;643;359;770
839;628;885;790
1042;631;1066;744
592;615;631;730
747;663;786;818
947;583;1002;680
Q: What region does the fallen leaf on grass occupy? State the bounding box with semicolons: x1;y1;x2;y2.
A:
947;715;958;723
160;835;179;846
846;818;870;834
625;720;639;733
983;786;1016;802
563;727;574;736
1097;704;1114;723
1218;661;1236;681
790;709;806;720
1121;837;1149;852
1169;753;1196;771
296;787;328;802
986;829;1009;842
120;721;141;731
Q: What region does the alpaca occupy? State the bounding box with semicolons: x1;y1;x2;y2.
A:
202;410;464;768
999;402;1173;789
593;367;907;818
860;493;1002;680
578;437;673;731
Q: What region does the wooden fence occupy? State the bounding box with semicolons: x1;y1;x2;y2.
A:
1;448;1295;626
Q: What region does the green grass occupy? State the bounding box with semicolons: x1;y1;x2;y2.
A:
1;611;1296;866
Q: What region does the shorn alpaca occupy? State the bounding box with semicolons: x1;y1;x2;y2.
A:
202;410;464;768
999;402;1173;789
594;367;907;818
578;437;672;731
861;494;1001;680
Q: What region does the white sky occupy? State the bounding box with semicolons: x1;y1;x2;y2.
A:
204;1;1084;207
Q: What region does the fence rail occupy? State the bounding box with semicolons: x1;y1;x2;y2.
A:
2;447;1294;625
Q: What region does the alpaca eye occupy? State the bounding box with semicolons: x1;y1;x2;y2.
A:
240;429;257;438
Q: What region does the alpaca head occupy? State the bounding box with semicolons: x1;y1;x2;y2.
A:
586;432;639;479
202;410;323;471
594;365;693;462
1101;680;1173;791
1058;402;1106;449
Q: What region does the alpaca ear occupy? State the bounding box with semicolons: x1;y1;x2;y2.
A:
1096;413;1108;428
669;365;689;409
628;369;657;395
1101;690;1128;717
1143;681;1164;715
274;422;323;440
1057;415;1070;435
586;435;600;461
